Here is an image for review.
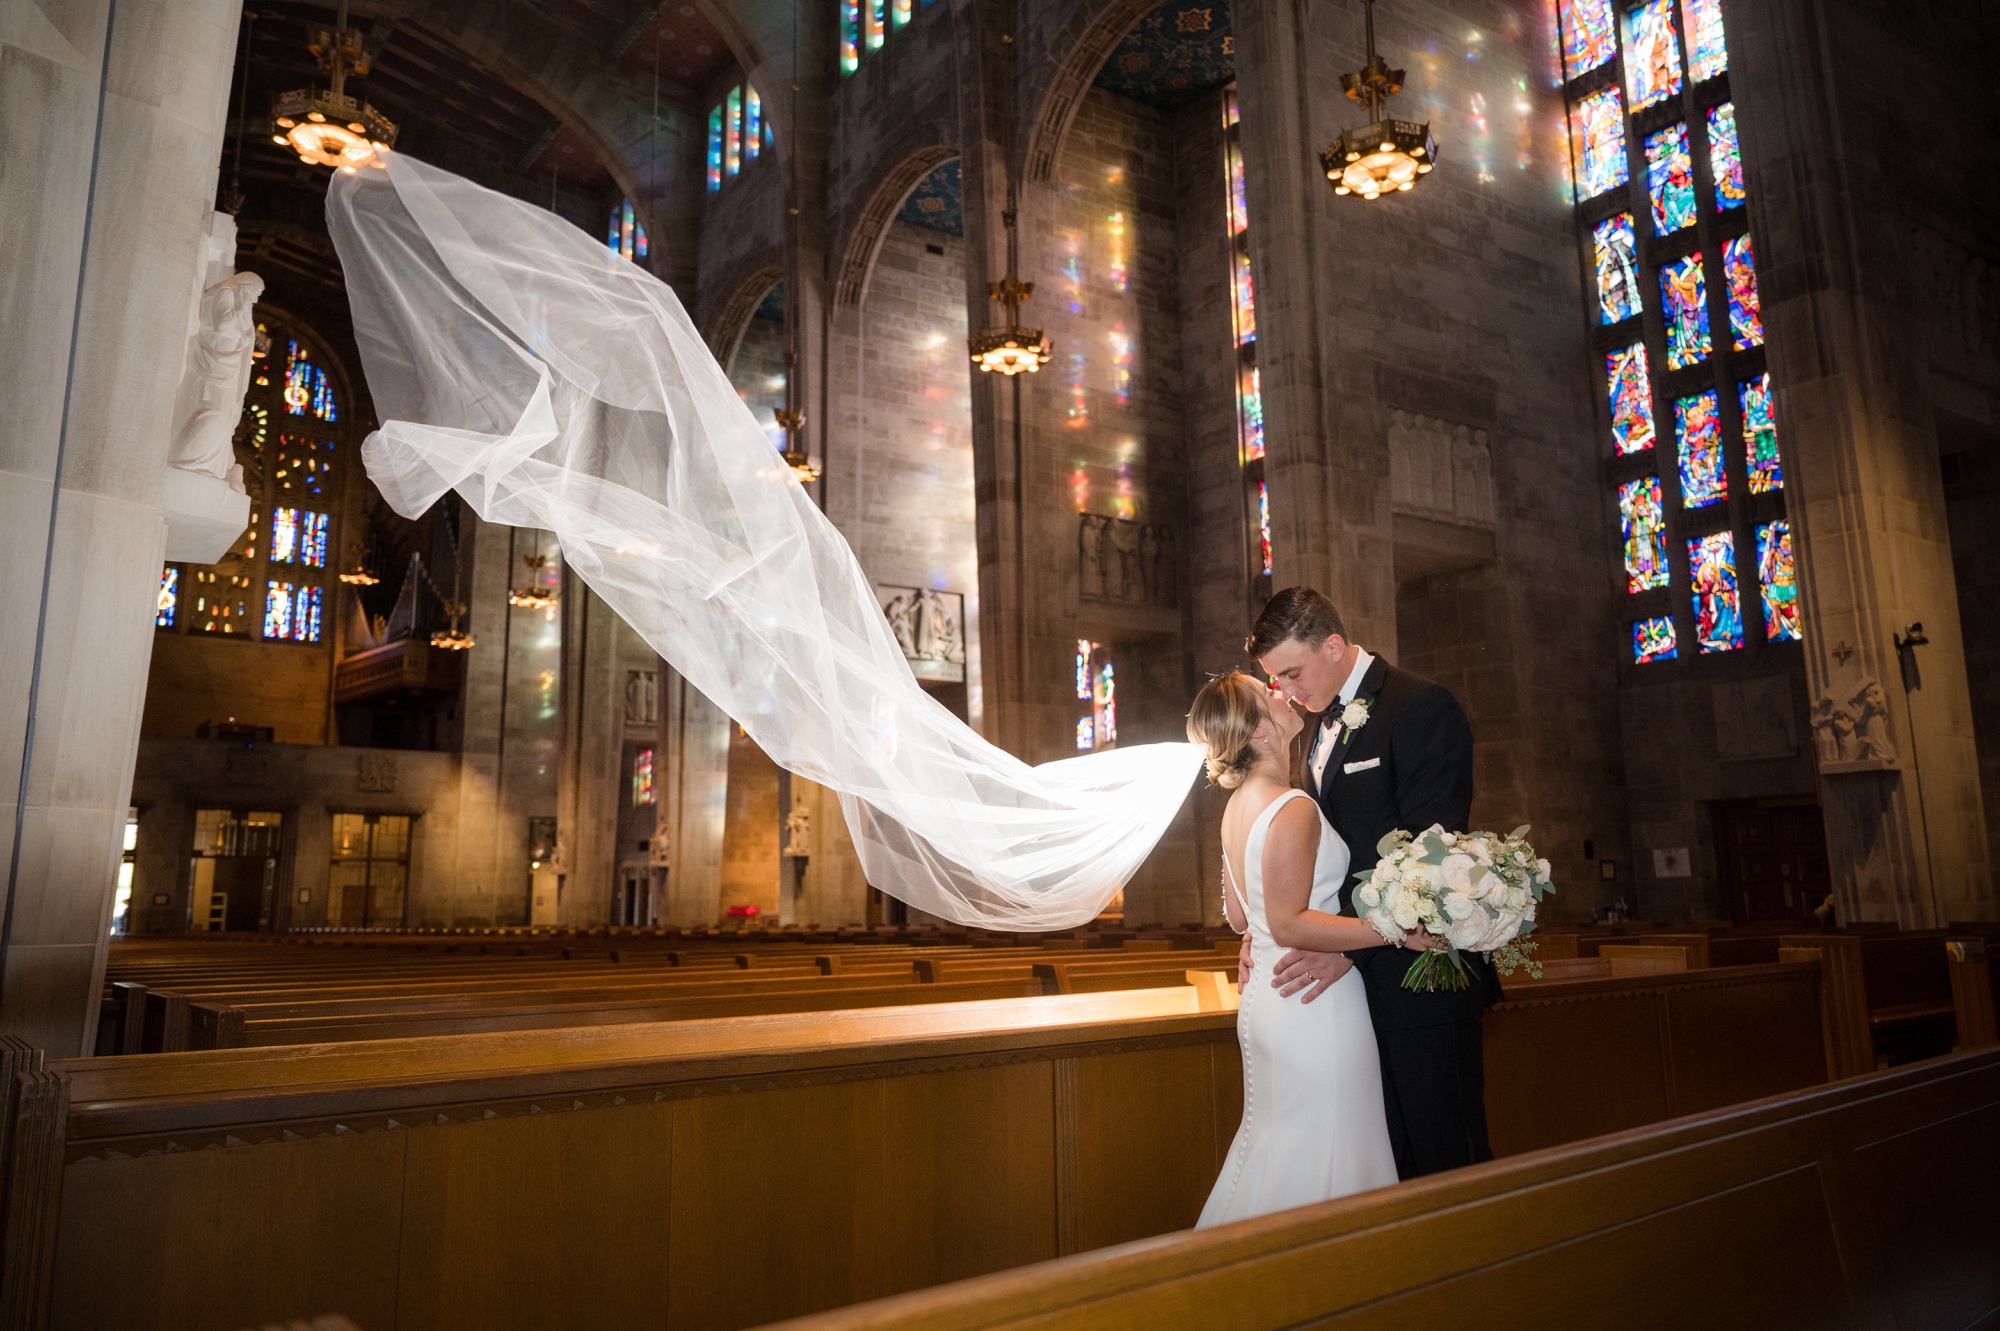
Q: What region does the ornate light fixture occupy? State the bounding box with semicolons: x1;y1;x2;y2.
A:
772;406;819;483
1319;0;1436;201
968;187;1051;376
430;600;475;651
508;555;558;609
271;0;397;173
338;541;380;586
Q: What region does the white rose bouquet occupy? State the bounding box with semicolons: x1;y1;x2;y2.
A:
1353;823;1553;993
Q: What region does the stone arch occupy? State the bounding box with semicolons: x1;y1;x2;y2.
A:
1022;0;1159;184
706;265;786;367
832;145;958;310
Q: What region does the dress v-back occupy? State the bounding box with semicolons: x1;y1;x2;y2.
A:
1197;788;1399;1228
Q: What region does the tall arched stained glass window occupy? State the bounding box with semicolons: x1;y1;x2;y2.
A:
1557;0;1796;660
607;199;649;262
839;0;939;75
706;83;773;194
1224;85;1270;596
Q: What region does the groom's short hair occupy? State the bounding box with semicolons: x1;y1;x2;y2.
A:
1245;586;1346;659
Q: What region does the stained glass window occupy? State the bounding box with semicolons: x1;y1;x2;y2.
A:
607;200;648;261
1645;123;1696;235
1623;0;1683;110
1660;254;1712;368
1706;103;1745;211
1076;717;1095;750
1619;476;1670;591
840;0;859;73
156;566;179;629
1094;662;1117;746
283;342;336;421
1634;615;1678;663
706;107;723;190
1607;343;1657;455
271;507;299;563
1741;373;1783;493
302;511;327;567
744;88;762;164
1230;252;1257;346
1687;531;1744;652
1723;233;1763;349
725;87;743;178
1568;87;1629;200
1225;133;1248;237
1225;84;1268;588
866;0;885;51
1239;366;1265;462
1257;481;1273;575
1593;214;1643;324
1675;390;1726;508
1076;639;1094;700
632;747;655;806
1681;0;1727;82
263;581;322;643
1558;0;1617;80
274;436;331;497
1756;519;1801;642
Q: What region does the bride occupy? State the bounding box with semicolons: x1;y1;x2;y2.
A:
1186;672;1412;1225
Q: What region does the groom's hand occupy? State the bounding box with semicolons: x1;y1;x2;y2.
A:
1237;933;1253;987
1271;948;1354;1003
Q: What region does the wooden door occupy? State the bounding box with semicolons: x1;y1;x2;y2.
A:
1713;800;1831;923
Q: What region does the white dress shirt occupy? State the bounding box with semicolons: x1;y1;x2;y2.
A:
1308;647;1374;789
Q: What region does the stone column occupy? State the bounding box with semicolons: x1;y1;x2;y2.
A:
0;0;241;1055
655;664;728;926
1231;0;1398;653
1734;0;1994;924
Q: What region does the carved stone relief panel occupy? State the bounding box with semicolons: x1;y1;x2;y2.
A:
1388;410;1495;528
1078;514;1175;605
1811;678;1898;773
877;585;966;682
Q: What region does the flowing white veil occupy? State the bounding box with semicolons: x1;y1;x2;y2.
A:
325;154;1203;929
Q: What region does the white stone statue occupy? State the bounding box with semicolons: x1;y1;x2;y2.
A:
783;801;812;858
167;269;264;482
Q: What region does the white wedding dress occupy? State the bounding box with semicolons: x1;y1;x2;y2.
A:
1197;789;1399;1228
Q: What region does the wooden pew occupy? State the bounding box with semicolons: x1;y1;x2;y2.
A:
1948;936;1998;1050
26;961;1833;1331
770;1046;2000;1331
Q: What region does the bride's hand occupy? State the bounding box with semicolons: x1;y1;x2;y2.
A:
1401;927;1445;952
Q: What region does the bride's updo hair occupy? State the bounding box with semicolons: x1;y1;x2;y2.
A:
1187;671;1267;789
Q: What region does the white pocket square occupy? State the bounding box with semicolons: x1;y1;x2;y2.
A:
1342;758;1381;773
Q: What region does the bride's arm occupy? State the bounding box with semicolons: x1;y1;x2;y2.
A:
1259;800;1388;953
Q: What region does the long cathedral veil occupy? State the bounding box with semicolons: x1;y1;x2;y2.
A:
324;154;1203;929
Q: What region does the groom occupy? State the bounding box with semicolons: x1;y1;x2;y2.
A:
1248;585;1501;1179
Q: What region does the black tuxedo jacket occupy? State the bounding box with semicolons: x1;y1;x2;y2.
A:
1305;655;1502;1030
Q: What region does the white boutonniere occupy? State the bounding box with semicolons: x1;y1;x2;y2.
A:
1338;698;1372;740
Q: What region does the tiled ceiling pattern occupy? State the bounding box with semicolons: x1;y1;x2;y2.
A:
1092;0;1236;111
897;159;963;236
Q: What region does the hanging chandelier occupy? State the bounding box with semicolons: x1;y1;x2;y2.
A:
337;541;380;586
508;555;558;609
968;187;1051;376
271;0;397;173
1319;0;1436;201
772;407;819;483
430;599;475;651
